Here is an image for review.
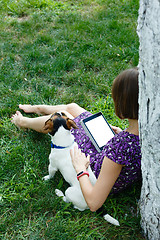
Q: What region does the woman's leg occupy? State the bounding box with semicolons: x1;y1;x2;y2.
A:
19;103;86;118
11;103;86;133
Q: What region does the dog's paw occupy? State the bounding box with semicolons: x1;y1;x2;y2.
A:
55;189;69;203
103;214;120;226
55;189;64;197
43;175;50;181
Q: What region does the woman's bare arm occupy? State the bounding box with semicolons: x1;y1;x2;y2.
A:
70;147;122;212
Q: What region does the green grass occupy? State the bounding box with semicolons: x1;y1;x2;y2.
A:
0;0;144;239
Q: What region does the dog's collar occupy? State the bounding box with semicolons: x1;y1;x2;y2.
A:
51;141;74;149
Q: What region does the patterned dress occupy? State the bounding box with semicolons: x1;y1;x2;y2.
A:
71;111;141;194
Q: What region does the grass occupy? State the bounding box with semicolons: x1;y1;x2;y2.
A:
0;0;144;239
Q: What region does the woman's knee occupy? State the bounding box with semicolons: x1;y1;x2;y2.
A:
66;103;85;117
66;103;79;112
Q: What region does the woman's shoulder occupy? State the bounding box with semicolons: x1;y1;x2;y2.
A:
111;131;140;154
102;130;141;165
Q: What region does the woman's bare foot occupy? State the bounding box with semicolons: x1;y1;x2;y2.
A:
19;104;35;113
11;111;52;133
11;111;25;128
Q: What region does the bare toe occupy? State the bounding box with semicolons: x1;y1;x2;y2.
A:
11;111;24;128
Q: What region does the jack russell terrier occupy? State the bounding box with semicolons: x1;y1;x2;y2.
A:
43;112;120;226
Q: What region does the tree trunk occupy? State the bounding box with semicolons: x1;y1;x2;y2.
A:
137;0;160;239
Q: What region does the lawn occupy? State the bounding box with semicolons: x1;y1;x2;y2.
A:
0;0;144;239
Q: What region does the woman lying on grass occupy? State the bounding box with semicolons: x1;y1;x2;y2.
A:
11;68;141;212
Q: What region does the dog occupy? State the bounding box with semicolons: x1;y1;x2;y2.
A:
43;112;120;225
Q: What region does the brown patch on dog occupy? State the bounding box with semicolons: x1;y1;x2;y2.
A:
44;118;54;132
66;119;78;130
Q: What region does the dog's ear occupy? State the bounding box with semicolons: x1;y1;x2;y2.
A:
43;119;53;132
66;119;78;130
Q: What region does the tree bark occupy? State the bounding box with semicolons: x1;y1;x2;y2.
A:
137;0;160;239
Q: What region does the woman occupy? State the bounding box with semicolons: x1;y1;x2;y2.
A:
11;68;141;212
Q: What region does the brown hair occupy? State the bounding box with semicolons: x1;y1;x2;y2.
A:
112;68;139;120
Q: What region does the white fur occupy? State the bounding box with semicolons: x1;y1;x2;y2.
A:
44;125;120;225
44;125;96;210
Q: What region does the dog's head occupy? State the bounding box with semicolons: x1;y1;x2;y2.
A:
43;112;78;136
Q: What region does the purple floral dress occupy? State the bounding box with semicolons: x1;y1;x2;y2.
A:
71;111;141;194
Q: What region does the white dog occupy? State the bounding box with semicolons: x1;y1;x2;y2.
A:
43;112;120;225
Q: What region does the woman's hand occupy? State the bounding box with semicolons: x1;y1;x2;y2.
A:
70;146;90;173
111;125;122;134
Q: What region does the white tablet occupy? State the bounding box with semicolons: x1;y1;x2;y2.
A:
81;112;115;152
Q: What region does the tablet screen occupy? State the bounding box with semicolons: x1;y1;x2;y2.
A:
81;112;115;152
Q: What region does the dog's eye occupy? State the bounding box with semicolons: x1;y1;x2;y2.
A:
61;112;67;117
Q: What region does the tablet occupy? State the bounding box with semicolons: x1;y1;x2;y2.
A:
81;112;115;152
